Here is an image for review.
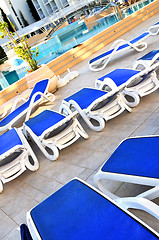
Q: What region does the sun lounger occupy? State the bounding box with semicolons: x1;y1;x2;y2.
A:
133;49;159;69
94;136;159;213
21;178;159;239
0;128;39;193
89;22;159;72
60;87;132;131
0;79;55;133
23;109;89;161
95;63;159;107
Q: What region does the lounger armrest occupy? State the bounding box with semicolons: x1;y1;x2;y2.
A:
148;25;159;35
117;197;159;220
11;97;27;113
0;110;8;119
25;91;55;122
111;38;147;52
45;92;55;102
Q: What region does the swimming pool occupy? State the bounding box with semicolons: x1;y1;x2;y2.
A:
0;0;155;90
35;0;154;65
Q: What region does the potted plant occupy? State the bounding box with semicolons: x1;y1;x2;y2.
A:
0;20;58;92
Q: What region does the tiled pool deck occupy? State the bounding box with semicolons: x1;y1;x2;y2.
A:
1;13;159;239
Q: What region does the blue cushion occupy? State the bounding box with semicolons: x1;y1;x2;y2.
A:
25;110;66;137
0;128;22;155
89;32;149;64
98;69;140;86
130;32;149;44
154;21;159;26
0;79;49;128
89;49;113;64
64;88;107;110
138;50;159;61
30;179;158;240
28;79;49;102
102;137;159;179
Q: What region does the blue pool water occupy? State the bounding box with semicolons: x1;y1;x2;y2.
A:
35;0;154;65
35;15;119;65
0;0;155;90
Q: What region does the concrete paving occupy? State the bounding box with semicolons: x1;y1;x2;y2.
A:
0;13;159;239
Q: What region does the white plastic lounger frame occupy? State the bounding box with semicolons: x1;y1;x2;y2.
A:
23;111;89;161
133;50;159;70
95;63;159;107
89;37;147;72
57;68;79;88
26;178;159;240
60;89;131;132
89;23;159;72
0;128;39;193
148;22;159;35
94;135;159;218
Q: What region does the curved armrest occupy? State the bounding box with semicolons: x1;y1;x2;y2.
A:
25;91;55;122
11;97;27;112
0;110;8;119
111;38;147;52
117;197;159;220
45;92;55;102
149;25;159;36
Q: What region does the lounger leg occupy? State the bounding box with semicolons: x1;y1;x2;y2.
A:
122;90;140;107
17;129;39;171
82;112;105;131
41;141;59;161
60;103;105;131
75;119;89;139
94;174;119;200
136;185;159;200
117;197;159;220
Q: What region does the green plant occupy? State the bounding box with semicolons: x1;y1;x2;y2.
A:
0;20;39;72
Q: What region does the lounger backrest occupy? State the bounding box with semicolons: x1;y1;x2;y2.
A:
154;21;159;26
28;79;49;103
0;79;49;128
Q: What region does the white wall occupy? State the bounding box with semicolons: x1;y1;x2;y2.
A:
10;0;35;24
2;0;35;29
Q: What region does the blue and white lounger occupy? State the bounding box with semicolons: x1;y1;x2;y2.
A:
0;79;55;133
94;136;159;214
95;64;159;107
23;109;88;160
0;128;39;193
89;22;159;72
21;178;159;239
60;87;131;131
133;49;159;69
